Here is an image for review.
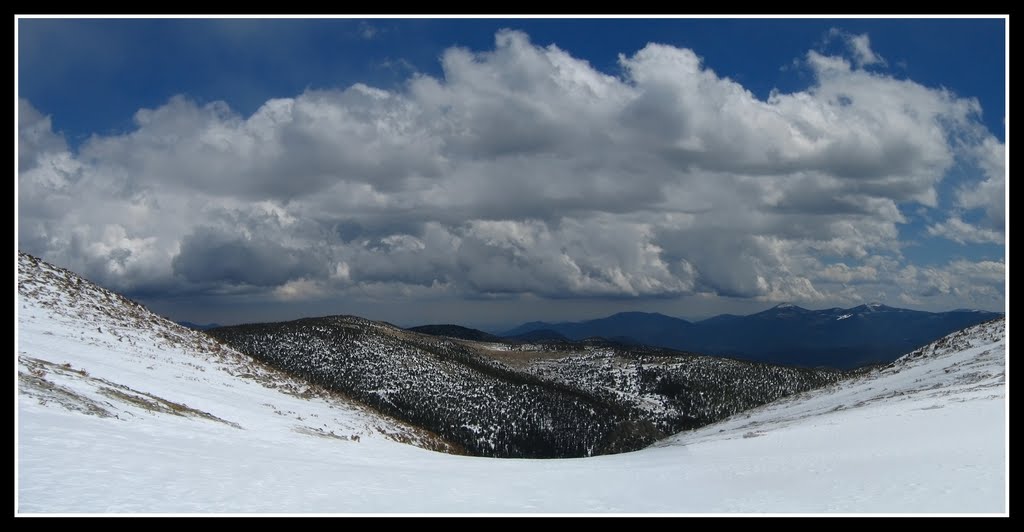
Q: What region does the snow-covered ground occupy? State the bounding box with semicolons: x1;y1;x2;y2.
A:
16;253;1007;514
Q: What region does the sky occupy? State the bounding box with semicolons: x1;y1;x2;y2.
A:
16;17;1007;330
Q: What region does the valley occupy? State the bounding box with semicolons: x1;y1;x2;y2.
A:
16;252;1007;513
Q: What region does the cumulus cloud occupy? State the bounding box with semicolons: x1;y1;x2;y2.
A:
17;29;1005;315
927;136;1005;245
895;260;1004;304
927;216;1004;244
18;99;70;174
172;226;329;287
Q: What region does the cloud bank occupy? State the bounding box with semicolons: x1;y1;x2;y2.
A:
18;30;1005;318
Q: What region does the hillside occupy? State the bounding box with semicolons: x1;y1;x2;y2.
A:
211;318;845;458
651;316;1006;512
16;252;455;464
211;317;634;458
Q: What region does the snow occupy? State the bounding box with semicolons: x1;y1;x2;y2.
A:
836;314;853;320
478;342;515;351
16;254;1007;514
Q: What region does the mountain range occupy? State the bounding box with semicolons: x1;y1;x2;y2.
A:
495;304;1001;369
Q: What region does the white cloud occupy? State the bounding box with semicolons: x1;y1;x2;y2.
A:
817;263;880;284
828;28;887;68
16;30;1005;313
806;49;852;74
273;278;326;301
927;216;1004;245
18;99;69;173
924;108;1005;246
358;21;378;40
895;259;1004;306
957;136;1006;228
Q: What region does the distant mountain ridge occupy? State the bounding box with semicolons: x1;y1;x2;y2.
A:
408;323;641;347
176;321;222;331
503;304;1002;369
504;329;570;343
503;311;695;346
406;324;502;343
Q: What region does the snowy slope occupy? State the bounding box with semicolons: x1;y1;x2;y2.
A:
17;253;1006;513
16;252;455;511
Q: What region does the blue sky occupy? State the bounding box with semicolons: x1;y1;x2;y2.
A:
21;18;1006;146
17;17;1006;329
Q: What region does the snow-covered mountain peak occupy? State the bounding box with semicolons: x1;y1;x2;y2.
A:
762;302;811;314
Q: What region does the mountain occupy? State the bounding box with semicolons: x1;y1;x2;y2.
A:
406;324;502;342
504;303;1002;369
504;328;570;343
504;311;693;346
17;252;1004;512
